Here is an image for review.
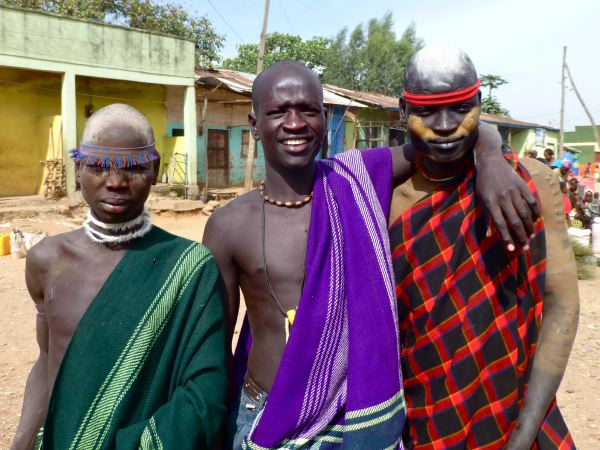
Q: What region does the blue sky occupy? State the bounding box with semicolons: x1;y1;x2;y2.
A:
187;0;599;130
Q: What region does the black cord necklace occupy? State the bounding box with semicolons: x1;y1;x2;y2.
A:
261;194;309;341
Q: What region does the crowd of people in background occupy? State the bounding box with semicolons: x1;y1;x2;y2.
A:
526;147;600;232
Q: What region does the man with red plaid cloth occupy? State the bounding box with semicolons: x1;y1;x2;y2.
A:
389;45;579;450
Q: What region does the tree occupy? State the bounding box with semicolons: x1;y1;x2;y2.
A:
222;12;422;97
481;96;510;116
321;24;365;91
222;32;330;74
480;74;510;116
321;14;422;96
0;0;224;67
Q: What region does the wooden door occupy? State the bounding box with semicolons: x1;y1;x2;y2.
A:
207;129;229;187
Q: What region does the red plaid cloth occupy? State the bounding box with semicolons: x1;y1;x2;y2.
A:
390;157;574;449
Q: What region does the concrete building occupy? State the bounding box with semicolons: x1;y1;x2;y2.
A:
0;6;197;197
481;113;559;157
194;69;572;185
194;69;369;186
564;125;600;163
322;84;401;153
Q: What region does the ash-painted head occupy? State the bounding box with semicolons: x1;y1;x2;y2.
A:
404;45;478;94
77;103;159;224
402;45;481;169
249;61;326;171
73;103;159;170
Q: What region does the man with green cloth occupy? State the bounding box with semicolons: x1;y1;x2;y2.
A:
11;104;228;450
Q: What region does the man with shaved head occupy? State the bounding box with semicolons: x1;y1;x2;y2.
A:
12;104;227;449
203;60;542;449
390;46;578;449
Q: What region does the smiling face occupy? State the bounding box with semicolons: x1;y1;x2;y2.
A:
249;63;325;171
77;113;158;224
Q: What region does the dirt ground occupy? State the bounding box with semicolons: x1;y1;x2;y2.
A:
1;209;599;448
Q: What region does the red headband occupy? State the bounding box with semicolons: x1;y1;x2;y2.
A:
403;79;480;106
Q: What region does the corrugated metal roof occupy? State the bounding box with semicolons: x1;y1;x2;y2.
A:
480;113;558;131
323;84;399;110
323;90;369;108
195;70;556;131
195;69;253;93
195;69;368;108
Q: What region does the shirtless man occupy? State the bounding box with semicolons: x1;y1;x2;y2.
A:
203;61;540;449
389;46;578;449
12;104;227;449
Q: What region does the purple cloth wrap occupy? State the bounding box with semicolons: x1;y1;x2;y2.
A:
236;148;405;449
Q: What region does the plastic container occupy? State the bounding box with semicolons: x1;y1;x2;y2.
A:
0;233;10;256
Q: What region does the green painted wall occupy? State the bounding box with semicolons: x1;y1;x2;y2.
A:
355;109;390;149
344;119;355;151
0;6;194;79
569;144;596;163
565;126;599;163
0;6;196;197
0;67;62;196
504;128;558;157
509;129;529;156
565;125;599;142
546;130;559;149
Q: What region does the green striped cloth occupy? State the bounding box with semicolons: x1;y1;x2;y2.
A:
39;226;228;450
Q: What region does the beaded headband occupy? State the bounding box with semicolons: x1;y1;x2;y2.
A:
403;79;480;106
70;142;159;168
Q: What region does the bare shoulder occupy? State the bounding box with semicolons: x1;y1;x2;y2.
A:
207;190;259;231
203;189;260;254
25;229;86;303
26;229;83;270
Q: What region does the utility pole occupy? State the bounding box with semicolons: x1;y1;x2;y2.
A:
256;0;270;74
243;0;271;192
565;63;600;154
559;46;566;156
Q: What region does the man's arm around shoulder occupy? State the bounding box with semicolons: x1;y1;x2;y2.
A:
389;123;541;249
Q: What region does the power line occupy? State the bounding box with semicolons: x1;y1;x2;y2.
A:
228;0;258;22
306;0;362;23
206;0;245;44
277;0;295;35
563;110;600;124
519;110;562;121
295;0;344;28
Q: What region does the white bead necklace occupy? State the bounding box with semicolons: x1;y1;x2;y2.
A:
84;207;152;245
